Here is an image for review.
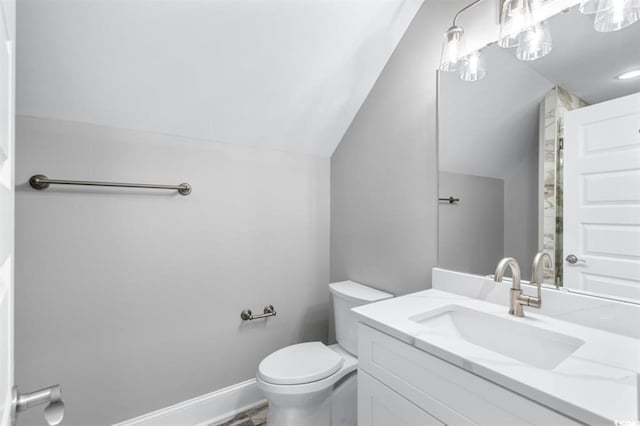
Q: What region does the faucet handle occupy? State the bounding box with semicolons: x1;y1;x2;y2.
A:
521;293;542;309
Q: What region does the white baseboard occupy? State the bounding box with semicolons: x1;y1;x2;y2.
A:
113;379;266;426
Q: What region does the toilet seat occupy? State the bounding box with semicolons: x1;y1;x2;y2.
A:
258;342;343;385
257;344;358;397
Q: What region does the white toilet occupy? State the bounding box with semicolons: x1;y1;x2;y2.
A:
256;281;393;426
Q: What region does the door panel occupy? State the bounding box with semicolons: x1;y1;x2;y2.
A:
0;1;14;423
564;92;640;301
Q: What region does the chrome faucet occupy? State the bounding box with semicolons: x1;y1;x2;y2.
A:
494;257;542;317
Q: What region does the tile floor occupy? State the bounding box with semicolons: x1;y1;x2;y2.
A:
214;402;268;426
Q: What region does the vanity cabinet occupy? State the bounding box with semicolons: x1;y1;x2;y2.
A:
359;371;444;426
357;323;582;426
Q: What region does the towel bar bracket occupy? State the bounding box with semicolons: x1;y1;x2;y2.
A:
29;175;50;190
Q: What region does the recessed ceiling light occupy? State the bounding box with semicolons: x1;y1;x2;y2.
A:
617;69;640;80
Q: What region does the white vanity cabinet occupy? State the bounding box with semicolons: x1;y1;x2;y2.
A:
357;323;582;426
359;371;444;426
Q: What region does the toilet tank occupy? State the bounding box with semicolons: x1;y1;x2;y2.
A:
329;281;393;355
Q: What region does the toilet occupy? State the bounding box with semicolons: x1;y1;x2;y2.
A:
256;281;393;426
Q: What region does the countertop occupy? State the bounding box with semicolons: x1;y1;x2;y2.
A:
352;289;640;424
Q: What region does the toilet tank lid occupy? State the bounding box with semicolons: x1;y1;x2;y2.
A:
329;281;393;303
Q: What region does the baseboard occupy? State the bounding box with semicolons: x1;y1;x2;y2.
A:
113;379;266;426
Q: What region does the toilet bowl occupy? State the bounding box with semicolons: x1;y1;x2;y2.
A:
257;281;393;426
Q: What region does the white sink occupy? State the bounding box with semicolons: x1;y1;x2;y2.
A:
410;305;585;370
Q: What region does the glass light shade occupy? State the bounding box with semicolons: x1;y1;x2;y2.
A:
459;51;487;82
579;0;605;14
594;0;640;31
516;20;553;61
499;0;535;48
439;26;467;72
582;0;640;13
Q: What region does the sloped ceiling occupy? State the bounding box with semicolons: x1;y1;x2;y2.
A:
16;0;423;157
526;7;640;104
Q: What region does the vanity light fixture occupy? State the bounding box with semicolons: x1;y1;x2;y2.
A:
439;0;484;72
617;69;640;79
498;0;535;48
498;0;553;61
579;0;604;13
440;26;467;71
577;0;640;13
516;20;553;60
576;0;640;14
459;50;487;81
580;0;640;32
488;0;640;71
594;0;640;31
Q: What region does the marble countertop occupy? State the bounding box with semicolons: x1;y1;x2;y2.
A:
352;289;640;424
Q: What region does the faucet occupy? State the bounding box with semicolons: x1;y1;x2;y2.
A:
531;251;553;290
494;257;542;317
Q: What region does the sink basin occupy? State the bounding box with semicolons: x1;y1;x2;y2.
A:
410;305;585;370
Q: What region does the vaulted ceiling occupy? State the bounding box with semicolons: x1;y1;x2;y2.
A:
17;0;423;157
527;8;640;104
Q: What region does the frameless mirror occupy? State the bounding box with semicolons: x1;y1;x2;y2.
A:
437;6;640;301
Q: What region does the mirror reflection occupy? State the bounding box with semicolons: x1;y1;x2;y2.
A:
438;6;640;301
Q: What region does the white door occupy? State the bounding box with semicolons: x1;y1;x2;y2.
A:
564;92;640;301
0;1;15;425
0;6;63;425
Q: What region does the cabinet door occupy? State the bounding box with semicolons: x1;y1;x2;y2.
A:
358;370;444;426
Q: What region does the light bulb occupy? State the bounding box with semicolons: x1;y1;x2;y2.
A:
499;0;535;48
516;20;553;61
594;0;640;31
459;51;487;82
440;26;467;72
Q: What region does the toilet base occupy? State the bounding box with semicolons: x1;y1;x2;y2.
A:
330;371;357;426
264;371;357;426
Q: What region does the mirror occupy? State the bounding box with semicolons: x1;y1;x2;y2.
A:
437;6;640;301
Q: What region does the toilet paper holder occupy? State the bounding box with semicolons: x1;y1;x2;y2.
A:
241;305;276;320
11;384;64;426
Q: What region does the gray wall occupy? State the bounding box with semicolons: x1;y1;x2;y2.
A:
439;172;504;276
330;0;468;296
15;116;330;426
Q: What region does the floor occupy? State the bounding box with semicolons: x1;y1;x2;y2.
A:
214;403;268;426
